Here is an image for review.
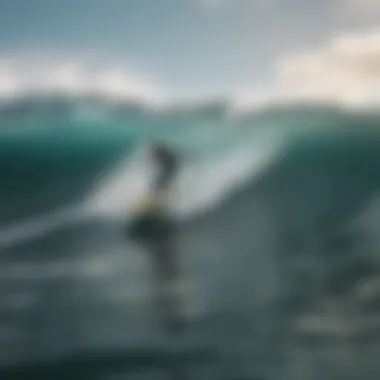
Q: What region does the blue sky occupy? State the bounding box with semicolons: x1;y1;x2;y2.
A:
0;0;379;101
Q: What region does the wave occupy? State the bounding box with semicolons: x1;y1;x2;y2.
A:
0;207;84;249
0;134;283;248
1;102;380;252
87;130;284;220
1;93;379;132
5;125;380;251
0;128;287;255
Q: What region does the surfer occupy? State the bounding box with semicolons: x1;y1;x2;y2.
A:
147;141;184;333
133;141;184;333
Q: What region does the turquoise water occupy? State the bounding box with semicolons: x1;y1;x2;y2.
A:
1;98;380;379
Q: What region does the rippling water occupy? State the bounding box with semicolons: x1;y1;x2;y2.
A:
1;99;380;379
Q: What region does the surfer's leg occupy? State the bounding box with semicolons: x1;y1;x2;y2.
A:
159;239;180;280
152;238;185;333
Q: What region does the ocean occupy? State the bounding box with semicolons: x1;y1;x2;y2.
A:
1;97;380;379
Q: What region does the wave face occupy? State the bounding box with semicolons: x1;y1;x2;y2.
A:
2;98;380;379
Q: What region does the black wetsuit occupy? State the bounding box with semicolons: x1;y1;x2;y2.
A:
153;147;178;193
151;147;184;332
129;145;183;333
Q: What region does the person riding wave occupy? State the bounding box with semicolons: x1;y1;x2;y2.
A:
130;140;185;334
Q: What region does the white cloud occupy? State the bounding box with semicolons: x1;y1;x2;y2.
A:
277;28;380;103
233;28;380;111
0;55;166;105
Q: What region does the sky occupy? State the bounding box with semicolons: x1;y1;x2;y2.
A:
0;0;380;104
